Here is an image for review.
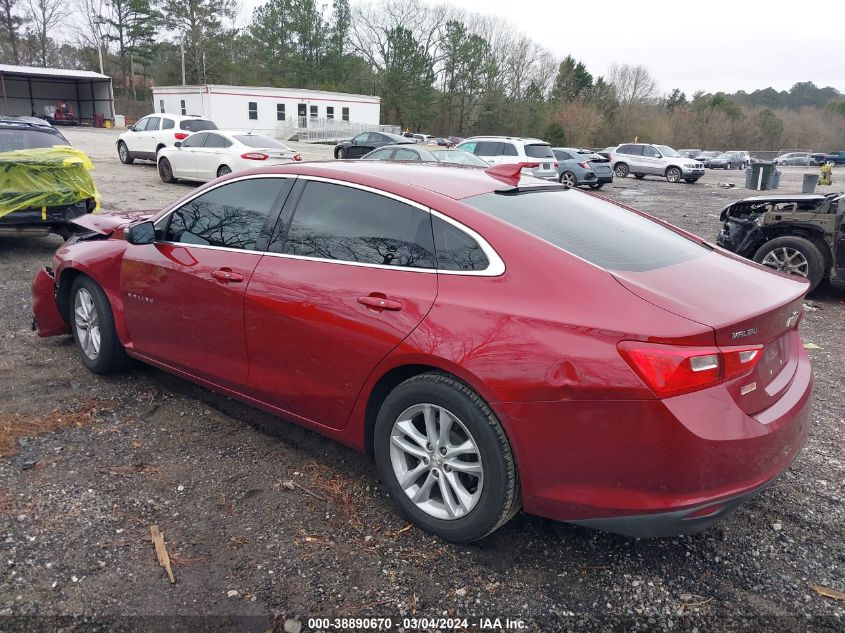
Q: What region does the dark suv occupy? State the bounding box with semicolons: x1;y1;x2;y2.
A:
0;118;96;239
716;192;844;291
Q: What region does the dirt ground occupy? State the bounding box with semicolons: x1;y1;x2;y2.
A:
1;128;843;632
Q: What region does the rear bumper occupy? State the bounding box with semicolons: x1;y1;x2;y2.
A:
0;200;93;228
31;267;69;337
496;348;812;536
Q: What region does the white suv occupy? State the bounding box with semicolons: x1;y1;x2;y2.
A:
457;136;558;181
117;114;217;164
611;143;705;183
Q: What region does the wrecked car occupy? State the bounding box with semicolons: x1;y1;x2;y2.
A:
716;192;845;291
0;118;98;239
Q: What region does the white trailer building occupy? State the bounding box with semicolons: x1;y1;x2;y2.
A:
152;84;396;142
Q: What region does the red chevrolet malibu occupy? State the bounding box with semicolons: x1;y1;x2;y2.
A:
31;161;812;543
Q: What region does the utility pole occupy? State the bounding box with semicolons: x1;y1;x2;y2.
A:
180;40;186;86
93;15;106;75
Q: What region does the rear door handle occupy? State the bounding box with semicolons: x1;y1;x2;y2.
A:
358;295;403;311
211;268;244;283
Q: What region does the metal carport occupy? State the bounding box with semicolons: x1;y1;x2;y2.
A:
0;64;115;124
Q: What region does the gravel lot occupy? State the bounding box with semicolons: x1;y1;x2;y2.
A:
1;128;843;632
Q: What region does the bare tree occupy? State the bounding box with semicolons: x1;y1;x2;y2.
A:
608;63;658;105
26;0;66;66
0;0;24;64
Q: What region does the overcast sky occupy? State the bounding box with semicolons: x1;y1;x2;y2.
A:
237;0;845;97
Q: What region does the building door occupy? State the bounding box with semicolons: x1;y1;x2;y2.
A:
298;103;307;128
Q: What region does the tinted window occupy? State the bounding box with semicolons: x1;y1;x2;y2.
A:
203;133;231;148
0;128;68;151
501;143;519;157
394;148;421;161
161;118;174;130
465;190;706;272
181;132;207;148
353;133;371;144
180;119;217;132
554;150;573;161
146;117;161;131
459;141;477;153
525;144;553;159
281;181;436;268
235;135;286;149
430;150;488;167
432;216;489;272
164;179;290;250
643;145;660;158
475;142;501;156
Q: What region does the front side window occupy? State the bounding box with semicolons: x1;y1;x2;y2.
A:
276;103;285;121
432;216;489;272
342;107;350;121
164;179;291;250
145;116;161;131
643;145;660;158
248;102;258;120
353;133;371;144
281;181;436;268
366;148;394;160
459;141;477;154
133;117;150;132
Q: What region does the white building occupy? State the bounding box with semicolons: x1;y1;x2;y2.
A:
152;84;395;142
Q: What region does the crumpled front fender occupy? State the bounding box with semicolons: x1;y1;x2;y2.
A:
31;267;69;337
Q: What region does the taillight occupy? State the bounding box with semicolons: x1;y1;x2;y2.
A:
553;162;559;168
579;161;591;169
293;154;302;161
241;152;269;160
618;342;763;398
174;132;189;140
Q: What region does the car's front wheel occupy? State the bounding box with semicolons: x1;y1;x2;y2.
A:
753;236;825;291
70;276;131;374
614;162;629;178
336;147;346;159
374;373;520;543
666;167;682;183
158;158;175;183
118;141;133;165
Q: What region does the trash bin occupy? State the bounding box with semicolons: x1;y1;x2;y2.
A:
746;162;776;190
93;113;105;128
802;173;819;193
771;169;781;189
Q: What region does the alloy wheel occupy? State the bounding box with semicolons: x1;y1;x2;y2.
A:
74;288;101;360
760;247;810;278
218;166;231;177
560;172;576;187
389;403;484;521
667;168;681;183
119;144;128;162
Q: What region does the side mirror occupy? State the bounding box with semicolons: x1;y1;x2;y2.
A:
126;221;156;245
174;141;182;148
127;125;135;132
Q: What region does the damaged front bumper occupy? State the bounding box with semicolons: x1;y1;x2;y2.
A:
31;266;69;337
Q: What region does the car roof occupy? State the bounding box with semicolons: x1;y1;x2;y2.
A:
235;161;544;200
145;113;212;121
464;136;548;144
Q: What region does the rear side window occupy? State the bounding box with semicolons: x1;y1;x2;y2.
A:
202;133;232;148
180;119;217;132
525;144;553;159
475;141;501;156
164;179;291;250
465;190;706;272
394;148;421;161
161;118;175;130
0;128;68;150
432;216;489;272
501;143;518;157
281;181;437;268
554;150;573;161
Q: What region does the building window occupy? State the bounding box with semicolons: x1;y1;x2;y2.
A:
310;105;318;119
342;107;350;122
159;99;165;113
326;106;334;120
180;100;186;115
248;102;258;120
276;103;285;121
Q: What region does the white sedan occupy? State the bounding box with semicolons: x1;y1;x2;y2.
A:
156;130;301;183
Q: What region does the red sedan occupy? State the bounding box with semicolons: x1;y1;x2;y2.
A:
31;161;812;543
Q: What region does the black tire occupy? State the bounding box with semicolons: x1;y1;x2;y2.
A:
217;165;232;178
726;162;733;170
69;276;131;374
158;157;175;183
684;178;700;183
633;174;645;179
336;147;346;159
666;167;682;183
155;144;165;156
118;141;134;165
614;162;629;178
753;236;825;291
588;182;605;190
559;171;577;187
374;373;520;543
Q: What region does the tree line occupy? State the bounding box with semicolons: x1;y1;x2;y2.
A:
1;0;844;150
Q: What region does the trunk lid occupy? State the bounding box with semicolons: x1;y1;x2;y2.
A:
612;251;808;414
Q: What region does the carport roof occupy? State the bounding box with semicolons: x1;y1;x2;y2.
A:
0;64;110;81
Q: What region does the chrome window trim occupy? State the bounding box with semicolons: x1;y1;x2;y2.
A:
151;172;505;277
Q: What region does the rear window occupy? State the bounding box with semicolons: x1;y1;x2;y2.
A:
525;144;554;159
234;135;286;149
0;128;68;151
464;190;707;272
180;119;217;132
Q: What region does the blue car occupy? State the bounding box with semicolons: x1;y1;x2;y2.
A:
552;147;614;189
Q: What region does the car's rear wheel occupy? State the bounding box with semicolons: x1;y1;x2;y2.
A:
588;182;604;190
559;171;577;187
614;162;629;178
217;165;232;178
158;158;175;183
374;373;520;543
753;236;825;291
118;141;133;165
666;167;682;183
70;276;131;374
336;147;346;159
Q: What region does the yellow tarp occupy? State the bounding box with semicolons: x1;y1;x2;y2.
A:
0;146;99;219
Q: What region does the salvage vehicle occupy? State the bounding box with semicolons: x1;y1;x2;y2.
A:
32;162;812;542
0;118;98;239
716;192;844;291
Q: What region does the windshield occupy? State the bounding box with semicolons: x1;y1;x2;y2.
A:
656;145;680;158
0;128;68;151
464;190;706;272
525;144;555;159
715;153;731;159
180;119;217;132
234;135;287;149
431;150;488;167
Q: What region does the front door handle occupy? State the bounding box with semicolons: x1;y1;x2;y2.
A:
358;295;403;311
211;268;244;283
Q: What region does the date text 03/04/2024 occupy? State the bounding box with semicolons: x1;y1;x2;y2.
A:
305;617;527;630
